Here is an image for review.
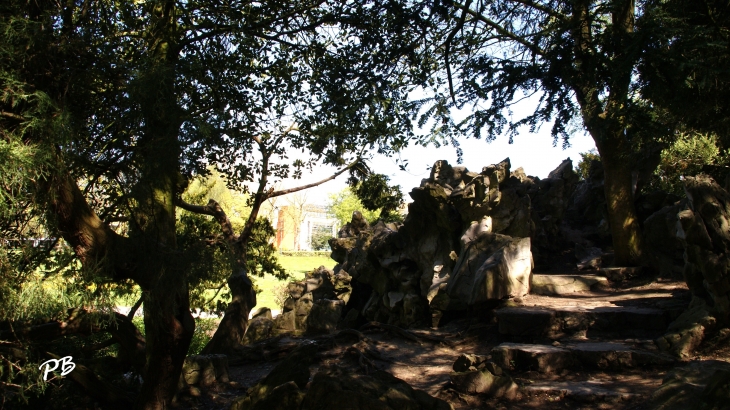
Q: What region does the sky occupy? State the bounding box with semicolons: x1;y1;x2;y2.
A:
274;124;598;206
273;97;598;206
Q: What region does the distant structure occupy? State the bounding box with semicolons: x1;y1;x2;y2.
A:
274;204;338;251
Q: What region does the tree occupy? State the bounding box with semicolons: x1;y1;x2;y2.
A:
416;0;679;265
283;193;310;251
651;132;728;195
640;0;730;143
328;188;383;226
0;0;428;408
310;225;334;251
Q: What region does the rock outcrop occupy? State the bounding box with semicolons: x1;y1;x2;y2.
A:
328;159;543;327
678;175;730;321
179;354;229;388
273;266;351;334
323;158;591;327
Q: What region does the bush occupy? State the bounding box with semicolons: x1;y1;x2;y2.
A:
187;317;219;355
310;225;333;251
279;250;331;257
575;149;601;180
653;132;728;195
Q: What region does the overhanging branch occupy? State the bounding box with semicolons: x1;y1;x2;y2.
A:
268;158;362;199
453;1;546;56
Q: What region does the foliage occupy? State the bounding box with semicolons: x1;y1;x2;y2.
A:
576;150;601;181
310;225;333;251
272;283;290;311
187;318;219;356
640;0;730;142
651;132;728;195
328;189;382;226
328;185;403;226
350;174;404;222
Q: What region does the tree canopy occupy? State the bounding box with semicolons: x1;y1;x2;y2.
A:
1;0;727;407
411;0;701;265
0;0;431;407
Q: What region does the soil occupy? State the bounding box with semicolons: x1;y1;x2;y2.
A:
172;278;730;410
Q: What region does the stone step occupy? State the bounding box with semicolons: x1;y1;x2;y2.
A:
496;305;671;338
491;342;675;374
522;380;640;403
530;274;609;296
600;267;645;282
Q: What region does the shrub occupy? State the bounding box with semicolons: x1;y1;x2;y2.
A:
653;132;728;195
575;149;601;180
187;317;219;355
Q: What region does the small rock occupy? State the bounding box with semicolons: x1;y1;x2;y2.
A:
450;369;518;399
453;353;489;372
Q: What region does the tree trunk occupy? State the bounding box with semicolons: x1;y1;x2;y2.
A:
201;270;256;355
593;130;644;266
136;283;195;410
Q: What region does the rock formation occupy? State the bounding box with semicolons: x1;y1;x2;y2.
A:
272;266;351;335
325;158;587;327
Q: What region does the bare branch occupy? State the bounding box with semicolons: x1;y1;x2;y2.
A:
268;158;360;199
176;198;238;243
454;1;546;56
509;0;568;21
444;0;473;104
0;111;24;121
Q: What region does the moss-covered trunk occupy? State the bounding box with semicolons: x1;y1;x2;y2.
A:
594;132;644;266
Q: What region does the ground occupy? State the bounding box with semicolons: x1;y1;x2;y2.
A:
170;275;730;410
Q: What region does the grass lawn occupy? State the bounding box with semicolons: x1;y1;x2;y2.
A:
114;254;336;315
252;254;336;311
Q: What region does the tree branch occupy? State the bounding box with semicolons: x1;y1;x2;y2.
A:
268;158;361;199
0;111;24;121
176;198;238;243
127;295;143;320
444;0;473;104
509;0;568;21
42;159;135;283
453;1;546;56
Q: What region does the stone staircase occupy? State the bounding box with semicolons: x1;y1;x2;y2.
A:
490;270;691;404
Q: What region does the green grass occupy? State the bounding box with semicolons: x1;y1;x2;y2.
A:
277;254;336;278
253;254;336;311
111;255;336;315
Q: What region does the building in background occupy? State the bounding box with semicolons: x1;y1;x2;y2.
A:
273;204;338;251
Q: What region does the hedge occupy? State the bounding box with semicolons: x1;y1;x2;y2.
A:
278;250;332;257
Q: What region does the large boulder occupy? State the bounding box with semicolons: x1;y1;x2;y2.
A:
449;369;518;398
446;234;532;309
241;308;275;344
231;346;453;410
679;175;730;322
229;343;316;410
642;199;687;279
306;299;345;334
180;354;229;388
273;266;351;334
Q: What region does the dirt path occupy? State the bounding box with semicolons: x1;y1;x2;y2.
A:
173;279;730;410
